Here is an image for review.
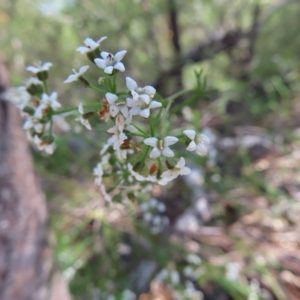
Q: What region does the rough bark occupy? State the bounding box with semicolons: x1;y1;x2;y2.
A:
0;59;71;300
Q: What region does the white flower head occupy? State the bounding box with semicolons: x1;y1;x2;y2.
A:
26;62;52;74
107;125;128;150
127;98;162;118
183;129;210;155
77;103;92;130
76;36;107;54
126;77;156;104
64;66;89;83
93;162;104;185
161;157;191;182
94;50;127;74
144;136;178;158
34;92;61;119
115;114;136;133
33;135;55;154
106;92;129;118
23;119;43;133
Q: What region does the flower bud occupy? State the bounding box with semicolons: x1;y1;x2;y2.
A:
133;162;145;173
36;71;49;81
26;83;43;96
40;134;55;144
166;160;175;170
22;106;35;115
78;76;90;87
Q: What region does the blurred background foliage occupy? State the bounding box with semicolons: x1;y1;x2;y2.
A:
2;0;300;299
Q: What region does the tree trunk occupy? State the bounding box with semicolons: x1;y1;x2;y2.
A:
0;59;71;300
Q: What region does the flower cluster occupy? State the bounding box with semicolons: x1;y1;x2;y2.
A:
11;34;210;205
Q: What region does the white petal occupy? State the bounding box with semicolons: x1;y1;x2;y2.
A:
139;94;151;104
23;119;33;130
186;141;197;151
164;136;178;146
64;74;78;83
109;105;119;117
114;50;127;62
126;97;137;107
129;107;141;115
149;101;162;109
132;91;139;101
196;144;207;156
183;129;196;140
78;102;84;114
176;157;185;168
106;92;118;104
150;147;161;158
82;118;92;130
144;86;156;96
104;66;114;74
101;51;111;59
113;62;125;72
34;123;43;133
42;62;52;70
76;46;89;54
97;36;107;43
161;170;173;179
199;133;210;145
79;65;89;75
140;108;150;118
126;77;138;91
120;106;129;118
26;66;39;73
94;58;107;69
180;166;191;175
51;100;61;109
162;147;174;157
144;137;158;147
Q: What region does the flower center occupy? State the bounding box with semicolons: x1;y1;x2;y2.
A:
116;98;126;106
136;87;145;94
157;139;164;150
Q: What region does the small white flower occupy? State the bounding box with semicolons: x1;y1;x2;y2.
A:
126;77;156;104
106;92;129;118
107;125;127;150
23;119;43;133
76;36;107;54
26;62;52;74
161;157;191;182
186;254;201;266
127;98;162;118
94;50;127;74
64;66;89;83
144;136;178;158
24;77;43;88
115;114;136;132
77;103;92;130
33;135;55;154
183;129;210;155
99;183;112;203
34;92;61;119
93;163;103;185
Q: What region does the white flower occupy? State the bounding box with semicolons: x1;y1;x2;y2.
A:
33;135;55;154
94;50;127;74
126;77;156;104
24;77;43;88
144;136;178;158
77;103;92;130
183;129;210;155
76;36;107;54
26;62;52;74
64;66;89;83
23;119;43;133
99;183;112;203
186;254;201;265
93;163;103;185
115;114;136;132
127;98;162;118
34;92;61;119
106;92;129;118
161;157;191;182
107;125;127;150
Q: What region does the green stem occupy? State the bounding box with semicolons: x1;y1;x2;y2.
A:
141;146;151;163
88;85;107;93
43;81;49;95
112;73;117;93
131;124;149;137
52;103;102;115
149;113;154;136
